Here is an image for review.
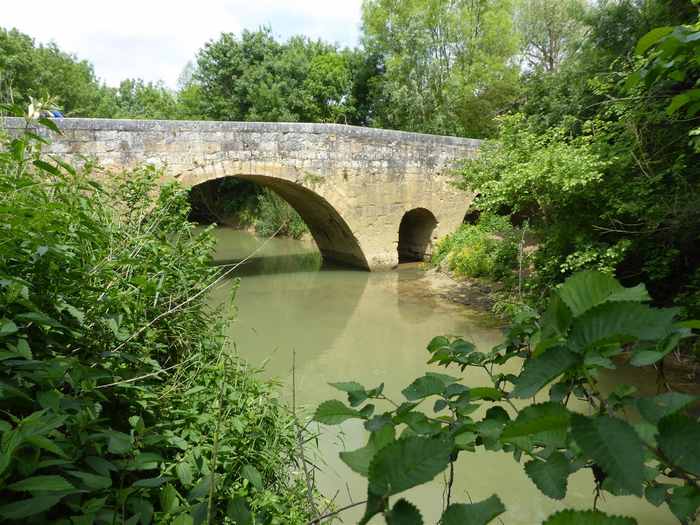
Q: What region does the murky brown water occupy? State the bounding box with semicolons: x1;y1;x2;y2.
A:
207;228;677;524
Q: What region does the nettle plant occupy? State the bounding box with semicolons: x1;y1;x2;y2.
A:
315;271;700;524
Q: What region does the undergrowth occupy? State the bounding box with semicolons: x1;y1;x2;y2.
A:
0;101;311;523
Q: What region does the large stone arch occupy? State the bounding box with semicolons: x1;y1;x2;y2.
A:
192;174;369;269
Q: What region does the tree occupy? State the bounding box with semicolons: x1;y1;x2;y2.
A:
516;0;588;72
361;0;521;137
0;27;107;115
189;28;360;124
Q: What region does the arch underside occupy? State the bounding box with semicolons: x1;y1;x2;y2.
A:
209;174;369;270
398;208;438;263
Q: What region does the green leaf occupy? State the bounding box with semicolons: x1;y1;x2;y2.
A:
172;514;194;525
132;476;169;488
667;485;700;523
8;474;74;493
543;509;637;524
441;495;505;525
636;393;697;424
33;159;61;177
67;470;112;490
658;414;700;476
568;302;678;352
524;452;569;500
557;271;627;317
427;336;450;352
227;496;253;525
571;415;644;496
386;499;423;525
241;465;263;490
511;347;578;399
330;381;368;406
313;400;361;425
160;484;180;514
0;319;19;337
368;436;452;496
501;402;570;446
176;462;194;487
636;26;674;54
401;373;457;401
0;496;62;519
341;424;395;477
105;430;133;454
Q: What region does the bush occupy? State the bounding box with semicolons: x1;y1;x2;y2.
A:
0;104;310;523
254;189;309;240
432;214;520;283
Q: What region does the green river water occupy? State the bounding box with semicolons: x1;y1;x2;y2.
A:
207;228;676;525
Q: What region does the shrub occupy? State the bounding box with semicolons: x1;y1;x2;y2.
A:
432;214;520;283
0;103;310;523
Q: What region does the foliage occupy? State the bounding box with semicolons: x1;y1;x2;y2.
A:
0;104;310;523
0;28;111;116
188;178;309;240
187;28;362;124
431;214;520;284
316;271;700;524
361;0;521;137
254;189;309;240
516;0;588;72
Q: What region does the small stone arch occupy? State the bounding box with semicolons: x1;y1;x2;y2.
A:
397;208;438;263
189;174;370;270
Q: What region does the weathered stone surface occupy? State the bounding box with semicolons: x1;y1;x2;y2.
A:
2;118;479;270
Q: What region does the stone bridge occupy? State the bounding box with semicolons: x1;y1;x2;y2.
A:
4;118;479;270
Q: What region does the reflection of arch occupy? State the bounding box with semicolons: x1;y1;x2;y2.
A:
398;208;438;263
190;175;369;270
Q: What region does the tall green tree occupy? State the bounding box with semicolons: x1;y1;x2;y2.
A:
188;28;361;123
516;0;588;72
0;28;109;116
361;0;520;137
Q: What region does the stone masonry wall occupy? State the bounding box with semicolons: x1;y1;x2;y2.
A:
2;118;480;269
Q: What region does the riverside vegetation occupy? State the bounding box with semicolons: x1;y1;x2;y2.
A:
0;103;312;524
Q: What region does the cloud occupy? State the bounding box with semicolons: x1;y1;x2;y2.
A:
2;0;363;88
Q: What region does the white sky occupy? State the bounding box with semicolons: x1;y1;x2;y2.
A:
3;0;364;89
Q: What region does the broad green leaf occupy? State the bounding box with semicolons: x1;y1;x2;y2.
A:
0;319;18;337
441;495;505;525
568;302;678;352
571;415;644;496
160;484;180;514
658;414;700;476
172;513;195;525
501;402;570;446
330;381;368;406
636;26;674;54
176;462;194;487
313;400;361;425
524;452;569;500
227;496;253;525
511;347;578;399
386;498;423;525
0;495;61;519
132;476;169;488
105;430;133;454
667;485;700;523
8;474;74;493
66;470;112;490
645;484;670;507
395;412;442;435
341;425;395;476
543;509;637;524
401;373;457;401
368;436;452;496
128;497;154;525
241;465;263;490
557;271;625;317
427;336;450;352
636;393;697;424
